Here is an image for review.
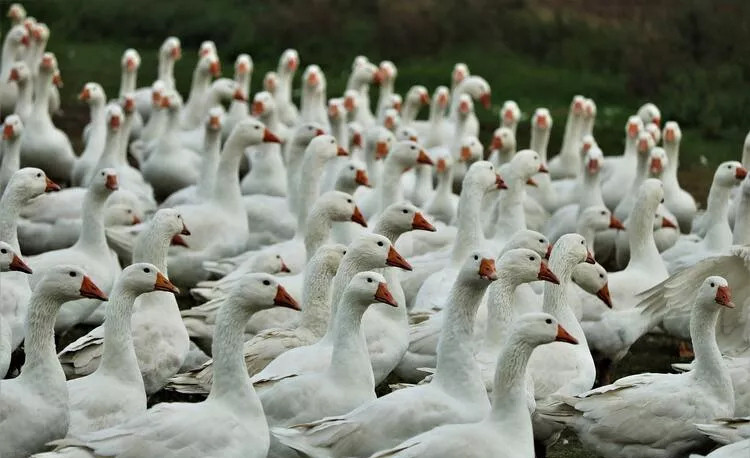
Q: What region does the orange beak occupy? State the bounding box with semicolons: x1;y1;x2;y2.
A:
609;215;625;230
181;222;191;235
665;129;676;143
491;136;502;151
105;174;119;191
526;177;538;187
54;73;64;89
736;167;748;180
478;258;498;281
637;139;650;152
124;98;135;113
154;271;180;294
419;92;430;105
279;260;291;273
131;215;141;225
628;123;639;138
232;89;246;102
170;46;181;59
160;97;171;109
306;72;319;86
351;206;368;227
78;88;90;101
538;163;549;173
344;96;356;112
437;158;447;172
170;234;189;247
315;128;325;136
545;244;552;260
649;158;663;175
355;169;370;187
126;58;137;71
252;101;264;117
3;124;14;140
587;159;599;174
585;250;596;264
352;132;362;147
337;146;349;157
652;116;661;127
209;60;221;77
460;146;472;162
384;116;395;130
596;283;613;308
503;109;515;123
8;68;19;82
412;212;436;232
45;177;61;192
209;115;221;130
495;174;507;190
20;34;29;46
152;91;162;105
386;246;412;271
555;325;578;344
274;285;300;310
79;275;108;301
537;262;559;284
287;57;298;71
372;69;384;85
661;217;677;229
459;101;471;115
263;128;282;143
536;116;548;129
8;254;32;274
374;282;398;307
237;62;250;75
328;105;339;118
109;115;121;130
417;150;433;165
375;141;388;160
715;285;735;308
479;93;491;109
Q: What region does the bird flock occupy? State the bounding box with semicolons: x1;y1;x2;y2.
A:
0;3;749;458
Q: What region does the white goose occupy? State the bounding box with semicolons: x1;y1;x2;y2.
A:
71;83;108;186
0;24;28;115
0;113;24;194
548;95;586;179
222;53;253;139
241;91;289;197
275;49;300;127
180;53;222;130
0;240;32;378
602;116;644;210
133;36;181;121
0;265;107;458
8;61;32;121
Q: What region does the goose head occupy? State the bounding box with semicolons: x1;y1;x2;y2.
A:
328;98;346;122
104;203;141;226
380;202;436;233
38;265;108;302
196;54;221;79
121;49;141;74
663;121;682;146
396;126;418;143
405;85;430;110
570;95;586;118
637;102;661;127
580;135;597;157
7;61;30;87
581;147;604;177
451;63;469;88
150;208;190;246
698;276;734;310
336;159;370;190
230;273;300;311
388;140;433;168
263;71;278;94
511;149;548;182
551;233;595;267
159;90;183;114
382;108;400;132
302;65;325;93
647;147;668;177
366;126;394;160
3;114;23;141
150;80;166;107
248;252;292;274
513;313;578;346
228;118;281;146
0;241;31;274
580;206;625;232
316;191;367;228
344;89;359;115
645;122;661;145
160;37;182;61
38;52;58;75
120;92;136;116
204;106;223;132
208;78;241;104
350;59;381;87
625;115;644;141
347;271;398;307
583;98;597;121
278;49;299;74
636;131;654;157
458;136;483;163
379;61;397;85
30;22;49;49
252;91;275;118
234;54;253;79
571;262;612;308
92;168;119;195
78;82;105;106
458;250;498;283
347;122;363;149
432;86;450;113
532;108;552;132
307;134;347;161
500;100;521;128
464;160;506;192
638;178;667;215
199;40;217;58
457;94;475;121
503;229;551;259
653;207;678;231
7;3;26;26
490;127;516;157
713;161;747;187
348;233;412;271
310;244;347;277
120;262;180;295
105;103;123;132
4;25;29;56
499;248;559;285
8;168;60;197
458;76;491;109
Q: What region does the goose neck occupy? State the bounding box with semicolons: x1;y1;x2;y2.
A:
31;71;52;115
328;296;372;386
133;226;171;273
401;101;419;125
530;128;551;161
0;138;21;193
14;78;32;116
623;137;637;158
20;292;65;380
663;142;680;183
705;183;731;222
690;304;731;390
197;130;222;199
158;57;176;89
451;183;486;263
484;278;519;350
93;129;121;172
98;286;140;377
294;152;327;228
733;192;750;244
377;161;405;214
276;67;292;102
284;142;307;214
579;170;603;209
434;167;454;197
116;118;134;165
210;137;247;207
626;200;662;275
543;254;586;342
76;188;109;251
299;263;336;337
489;337;536;421
0;184;28;250
493;174;526;241
119;71;136;97
301;205;334;258
323;257;361;336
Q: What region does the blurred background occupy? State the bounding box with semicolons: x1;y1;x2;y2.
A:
4;0;749;201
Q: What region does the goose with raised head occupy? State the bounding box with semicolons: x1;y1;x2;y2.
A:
130;80;167;163
169;244;345;395
180;53;222;130
71;83;108;186
400;85;430;126
7;61;32;120
64;263;179;436
360;125;394;188
541;276;734;458
0;168;60;351
0;24;28;115
638;102;661;126
375;60;398;119
443;75;490;145
0;240;32;378
548;96;586;179
273;251;497;458
369;314;578;458
59;209;191;395
275;49;299;127
47;274;298;458
28;169;121;333
487;126;517;167
0;265;107;458
444;94;476;190
299;65;330;131
117;49;143;139
334;158;370;195
424;153;459;225
6;3;25;26
0;114;24;194
178;78;245;152
602;116;644;210
346;57;382;128
19;53;75;182
223;53;253;138
614;131;656;221
241;91;289;197
133;36;181;121
499;99;521;135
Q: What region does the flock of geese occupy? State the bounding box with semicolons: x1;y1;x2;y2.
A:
1;3;750;458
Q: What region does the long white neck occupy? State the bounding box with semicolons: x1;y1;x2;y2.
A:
451;182;486;263
276;67;293;103
119;70;136;97
433;167;454;205
0;137;21;194
285;141;308;214
376;80;395;117
20;292;66;382
186;69;210;108
323;255;366;336
133;226;171;273
299;260;337;337
328;295;373;387
14;77;32;117
401;99;420;125
663;141;680;187
78;102;106;163
31;70;52;117
626;199;665;275
141;107;167;143
489;335;536;438
702;183;733;250
623;136;637;158
158;56;176;90
294;152;328;230
75;188;110;252
493;173;527;241
197;129;221;199
300;205;334;258
98;285;141;382
484;277;519;350
93;129;121;176
115;115;134;167
690;303;732;393
543;253;587;347
578;169;604;211
0;184;30;251
531;127;551;161
377;161;406;216
210;135;248;213
733;190;750;244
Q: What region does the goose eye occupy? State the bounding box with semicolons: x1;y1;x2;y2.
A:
143;267;150;273
411;145;415;150
473;255;479;260
330;140;335;144
539;239;544;243
599;274;604;279
710;282;715;288
263;279;271;286
402;209;408;214
529;256;535;261
36;172;42;178
69;271;76;277
254;125;260;130
349;166;355;170
276;255;281;259
347;199;352;203
377;241;384;247
545;318;552;324
367;277;373;283
601;211;606;215
489;166;493;170
342;250;347;255
727;165;732;169
580;240;584;245
101;171;105;176
126;209;132;214
0;249;6;254
660;198;665;203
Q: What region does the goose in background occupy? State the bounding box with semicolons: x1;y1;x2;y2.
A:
222;53;253;139
0;24;29;115
133;36;181;121
275;48;300;127
548;95;586;179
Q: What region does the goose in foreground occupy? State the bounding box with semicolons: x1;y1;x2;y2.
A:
369;314;578;458
694;417;750;448
0;266;107;458
0;240;32;378
274;251;497;458
64;263;179;436
539;276;735;458
46;274;299;458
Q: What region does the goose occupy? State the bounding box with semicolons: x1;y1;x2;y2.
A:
64;263;179;436
222;53;253;139
261;271;397;432
47;274;299;458
241;90;289;197
638;102;662;126
540;276;735;458
0;168;60;351
180;53;222;130
19;53;75;182
346;57;382;128
25;23;60;116
117;49;143;140
58;209;191;394
375;60;398;119
443;75;490;145
733;173;750;245
602;116;644;210
133;36;181;121
141;91;201;201
545;135;599;212
250;233;411;386
129;80;167;164
0;113;24;194
524;233;596;454
369;314;578;458
400;85;430;125
273;251;497;458
333;159;371;195
7;60;32;120
275;49;300;127
548;95;586;179
0;240;32;378
443;94;476;190
424;154;459;225
359;125;393;188
0;265;107;458
499;99;521;135
320;98;351;192
299;65;330;131
6;3;25;26
28;169;121;333
71;83;108;186
410;85;449;150
169;244;345;394
178;78;245;152
613;131;657;221
0;24;28;115
487;126;517;168
673;354;750;418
